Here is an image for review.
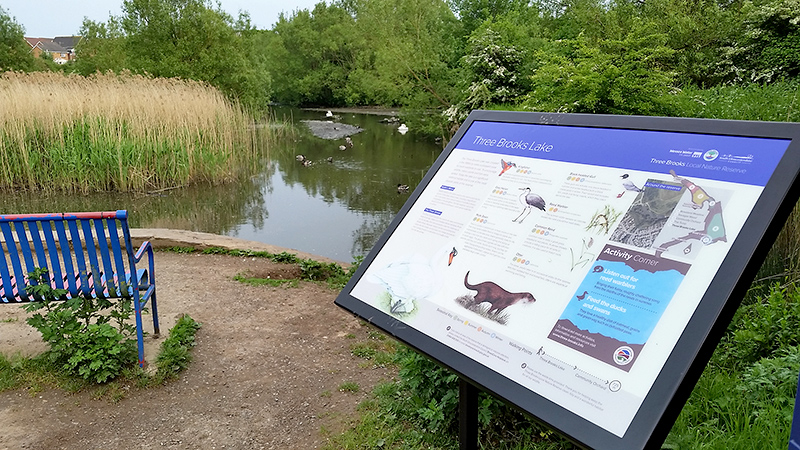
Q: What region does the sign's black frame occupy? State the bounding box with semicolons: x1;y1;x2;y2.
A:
334;110;800;449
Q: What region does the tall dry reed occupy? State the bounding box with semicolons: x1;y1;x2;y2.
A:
0;71;270;192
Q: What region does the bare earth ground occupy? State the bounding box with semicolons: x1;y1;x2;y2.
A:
0;233;396;450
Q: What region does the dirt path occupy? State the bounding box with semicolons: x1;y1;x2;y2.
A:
0;239;395;450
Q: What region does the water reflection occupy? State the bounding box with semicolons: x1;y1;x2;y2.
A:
0;108;442;262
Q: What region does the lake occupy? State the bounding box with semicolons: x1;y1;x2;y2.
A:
0;107;444;262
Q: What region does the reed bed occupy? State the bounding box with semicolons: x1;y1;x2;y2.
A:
0;71;270;193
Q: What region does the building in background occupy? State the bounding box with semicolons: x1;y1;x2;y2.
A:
25;36;81;64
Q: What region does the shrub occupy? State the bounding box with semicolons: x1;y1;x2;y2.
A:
22;268;138;383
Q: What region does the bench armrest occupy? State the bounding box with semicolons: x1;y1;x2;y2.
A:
134;240;155;286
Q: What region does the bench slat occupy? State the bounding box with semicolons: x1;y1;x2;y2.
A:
93;218;117;296
67;219;92;298
28;221;50;284
1;222;25;301
107;220;128;295
80;219;104;294
41;221;64;290
54;220;79;297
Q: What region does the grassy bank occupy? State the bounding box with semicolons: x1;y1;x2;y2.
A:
0;71;270;193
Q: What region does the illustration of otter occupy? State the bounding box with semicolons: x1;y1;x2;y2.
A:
463;271;536;314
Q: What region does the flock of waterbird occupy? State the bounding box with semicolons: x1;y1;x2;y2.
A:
296;111;412;193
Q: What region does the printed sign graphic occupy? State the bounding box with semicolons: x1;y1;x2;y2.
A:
549;244;690;371
335;112;799;450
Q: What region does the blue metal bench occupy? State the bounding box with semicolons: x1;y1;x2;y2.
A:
0;210;159;367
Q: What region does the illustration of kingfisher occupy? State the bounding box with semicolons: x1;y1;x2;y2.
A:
448;247;458;266
499;159;516;176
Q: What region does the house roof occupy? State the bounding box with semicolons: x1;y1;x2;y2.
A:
24;37;75;54
53;36;81;51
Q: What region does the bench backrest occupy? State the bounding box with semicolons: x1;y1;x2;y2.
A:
0;210;139;302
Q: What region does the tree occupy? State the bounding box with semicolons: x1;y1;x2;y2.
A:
525;27;677;115
734;0;800;82
265;3;359;106
74;17;128;76
0;6;34;72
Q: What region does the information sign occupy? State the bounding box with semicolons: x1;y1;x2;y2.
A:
334;111;800;449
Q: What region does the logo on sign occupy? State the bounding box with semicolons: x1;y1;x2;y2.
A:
614;346;634;365
703;149;719;161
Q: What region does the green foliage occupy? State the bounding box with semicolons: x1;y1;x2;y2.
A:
154;314;201;382
665;286;800;449
444;26;525;123
525;28;676;115
673;80;800;122
22;268;138;383
717;285;800;370
0;6;34;72
737;347;800;422
729;0;800;82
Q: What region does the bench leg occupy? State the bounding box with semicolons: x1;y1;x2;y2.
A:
151;291;160;337
133;294;146;368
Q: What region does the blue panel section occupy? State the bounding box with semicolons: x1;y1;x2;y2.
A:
456;121;790;186
790;370;800;450
40;221;64;290
55;220;78;296
93;218;116;296
0;222;26;300
67;220;91;296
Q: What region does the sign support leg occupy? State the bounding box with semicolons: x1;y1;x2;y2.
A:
459;377;479;450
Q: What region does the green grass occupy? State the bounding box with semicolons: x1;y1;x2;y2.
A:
338;381;361;393
165;246;361;289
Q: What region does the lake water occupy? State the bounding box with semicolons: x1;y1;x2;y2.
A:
0;107;443;262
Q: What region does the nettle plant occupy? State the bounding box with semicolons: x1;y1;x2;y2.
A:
22;267;138;383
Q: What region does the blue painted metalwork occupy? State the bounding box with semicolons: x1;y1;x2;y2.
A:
0;210;159;368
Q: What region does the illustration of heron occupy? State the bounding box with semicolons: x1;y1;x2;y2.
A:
512;187;546;223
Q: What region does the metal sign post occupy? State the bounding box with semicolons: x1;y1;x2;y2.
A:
459;378;479;450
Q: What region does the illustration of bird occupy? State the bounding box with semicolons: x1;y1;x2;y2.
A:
499;159;516;176
617;174;643;198
369;245;455;314
576;291;588;300
512;187;546;223
397;184;409;193
448;247;458;266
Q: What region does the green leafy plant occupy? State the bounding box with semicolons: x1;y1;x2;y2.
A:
154;314;201;383
21;267;137;383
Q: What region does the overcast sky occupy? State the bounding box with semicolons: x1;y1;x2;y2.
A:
2;0;323;37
